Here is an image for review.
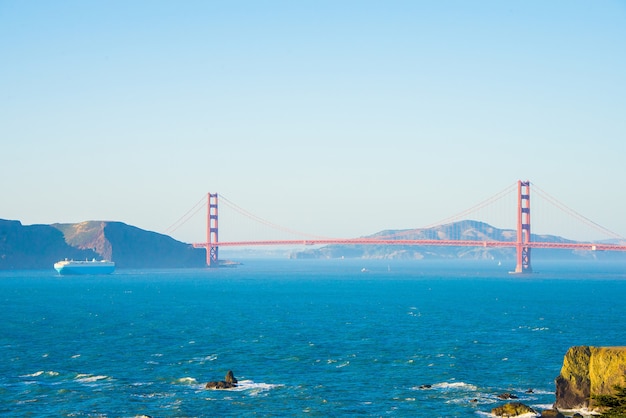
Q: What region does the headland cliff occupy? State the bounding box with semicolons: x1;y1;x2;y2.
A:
555;346;626;414
0;219;205;270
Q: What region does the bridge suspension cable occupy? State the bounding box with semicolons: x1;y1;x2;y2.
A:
192;181;626;268
219;194;334;240
424;181;518;229
532;183;625;241
380;181;518;240
163;195;206;235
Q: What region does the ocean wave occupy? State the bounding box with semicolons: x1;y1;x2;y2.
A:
173;377;198;385
556;407;600;417
20;370;59;378
508;388;553;397
189;354;218;364
533;403;555;410
75;373;110;384
229;379;283;394
517;325;550;332
431;381;478;391
132;391;177;400
21;371;44;377
531;389;554;395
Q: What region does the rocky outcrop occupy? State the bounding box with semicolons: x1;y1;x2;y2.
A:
538;409;564;418
491;402;537;417
555;346;626;411
497;392;519;400
205;370;238;390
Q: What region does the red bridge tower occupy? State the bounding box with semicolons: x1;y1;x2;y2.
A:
205;193;219;267
513;180;532;273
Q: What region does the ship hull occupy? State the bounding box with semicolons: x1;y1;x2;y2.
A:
54;260;115;275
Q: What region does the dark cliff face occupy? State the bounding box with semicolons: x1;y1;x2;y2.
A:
0;219;96;269
0;219;206;270
102;222;205;268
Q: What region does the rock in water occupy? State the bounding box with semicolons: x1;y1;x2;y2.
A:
225;370;237;384
491;402;537;417
205;370;238;390
554;346;626;411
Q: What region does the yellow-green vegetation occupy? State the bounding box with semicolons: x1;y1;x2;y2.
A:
588;347;626;401
556;346;626;413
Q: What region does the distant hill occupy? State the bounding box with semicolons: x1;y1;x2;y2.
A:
291;220;625;261
0;219;205;270
2;218;623;270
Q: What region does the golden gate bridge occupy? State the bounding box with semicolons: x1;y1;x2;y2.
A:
166;180;626;272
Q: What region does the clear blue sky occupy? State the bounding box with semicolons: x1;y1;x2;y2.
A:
2;1;625;243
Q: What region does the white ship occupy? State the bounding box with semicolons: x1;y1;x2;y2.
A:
54;259;115;275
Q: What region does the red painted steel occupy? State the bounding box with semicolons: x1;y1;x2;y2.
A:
209;239;626;251
514;180;532;274
200;193;219;267
193;183;626;267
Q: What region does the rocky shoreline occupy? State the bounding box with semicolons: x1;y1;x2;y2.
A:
208;348;626;417
490;346;626;417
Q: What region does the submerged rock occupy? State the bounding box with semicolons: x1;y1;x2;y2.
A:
491;402;537;417
554;346;626;411
205;370;238;390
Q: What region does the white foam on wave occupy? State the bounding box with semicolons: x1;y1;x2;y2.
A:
414;381;497;407
528;389;553;395
21;371;43;377
557;407;601;417
75;373;110;383
517;325;550;332
431;381;478;391
189;354;218;364
229;379;283;395
20;370;59;378
174;377;198;385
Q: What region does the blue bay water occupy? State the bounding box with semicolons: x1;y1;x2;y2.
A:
1;259;626;417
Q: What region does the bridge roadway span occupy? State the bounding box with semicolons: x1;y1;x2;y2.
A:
209;239;626;252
